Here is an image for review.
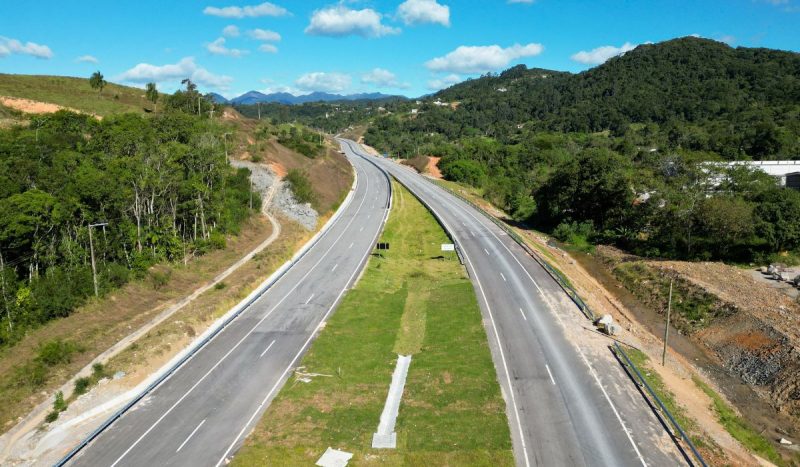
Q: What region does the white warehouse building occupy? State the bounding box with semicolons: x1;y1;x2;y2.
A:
716;161;800;189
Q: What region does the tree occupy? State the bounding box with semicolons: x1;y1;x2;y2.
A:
145;82;159;113
89;71;106;95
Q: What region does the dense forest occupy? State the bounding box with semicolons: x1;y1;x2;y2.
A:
364;37;800;263
0;93;258;347
234;99;405;134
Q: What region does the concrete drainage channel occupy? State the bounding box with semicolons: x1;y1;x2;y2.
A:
55;165;360;466
372;355;412;449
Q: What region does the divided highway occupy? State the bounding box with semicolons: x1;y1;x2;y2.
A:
340;139;683;467
66;152;391;466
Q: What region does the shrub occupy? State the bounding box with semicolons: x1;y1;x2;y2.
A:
214;282;227;290
74;377;91;396
148;268;172;290
92;362;107;379
37;339;83;366
285;169;317;206
53;391;67;412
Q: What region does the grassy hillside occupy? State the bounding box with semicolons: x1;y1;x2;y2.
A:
0;74;149;116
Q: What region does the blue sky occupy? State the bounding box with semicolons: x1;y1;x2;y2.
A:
1;0;799;98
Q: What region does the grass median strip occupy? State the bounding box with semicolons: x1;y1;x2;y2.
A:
233;181;513;466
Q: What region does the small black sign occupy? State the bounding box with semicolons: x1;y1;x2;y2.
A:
376;242;390;250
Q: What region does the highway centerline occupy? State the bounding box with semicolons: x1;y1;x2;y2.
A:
331;263;338;272
388;162;647;466
105;159;374;467
259;340;276;359
305;294;314;305
214;147;392;467
519;308;527;321
175;419;205;453
500;272;507;282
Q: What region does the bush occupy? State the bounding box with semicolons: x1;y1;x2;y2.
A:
285;169;317;206
214;281;227;290
74;377;91;396
92;362;107;379
53;390;67;412
45;410;59;423
553;221;595;252
148;267;172;290
12;361;48;389
37;339;83;366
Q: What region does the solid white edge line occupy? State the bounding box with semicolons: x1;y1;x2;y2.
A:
259;340;276;359
108;158;373;467
418;168;647;467
363;155;531;467
213;147;392;467
175;419;205;453
545;364;556;386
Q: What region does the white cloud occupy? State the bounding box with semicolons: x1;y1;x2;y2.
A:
0;37;53;59
295;72;351;93
570;42;636;65
426;43;543;74
203;2;288;18
397;0;450;27
248;28;281;41
427;73;461;90
76;55;99;64
258;44;278;53
222;25;240;37
117;57;233;90
206;37;249;57
718;34;736;45
361;68;410;89
305;6;400;38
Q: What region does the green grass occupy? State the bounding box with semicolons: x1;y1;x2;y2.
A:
0;74;150;116
692;375;785;466
624;348;726;461
233;182;513;466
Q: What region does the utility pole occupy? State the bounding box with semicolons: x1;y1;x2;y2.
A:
88;222;108;297
223;132;231;163
662;276;673;366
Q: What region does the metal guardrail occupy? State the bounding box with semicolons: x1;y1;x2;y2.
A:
432;177;706;466
613;342;708;467
426;179;595;321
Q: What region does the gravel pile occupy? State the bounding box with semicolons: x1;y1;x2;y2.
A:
273;183;318;230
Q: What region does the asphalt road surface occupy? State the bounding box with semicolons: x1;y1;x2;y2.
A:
68;152;391;466
340;139;684;467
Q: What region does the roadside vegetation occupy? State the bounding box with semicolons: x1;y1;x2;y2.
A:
624;348;724;462
234;182;513;465
692;376;786;465
363;38;800;265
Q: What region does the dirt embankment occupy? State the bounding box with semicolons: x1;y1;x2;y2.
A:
0;96;99;119
400;155;443;179
597;246;800;426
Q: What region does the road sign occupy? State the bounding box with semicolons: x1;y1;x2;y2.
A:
376;242;390;250
441;244;455;251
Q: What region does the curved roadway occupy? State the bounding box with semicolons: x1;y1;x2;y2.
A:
341;139;683;467
67;151;391;466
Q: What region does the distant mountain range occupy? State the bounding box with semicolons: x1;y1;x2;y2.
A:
207;91;404;106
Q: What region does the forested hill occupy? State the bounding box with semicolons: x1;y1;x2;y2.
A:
406;37;800;159
364;37;800;264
